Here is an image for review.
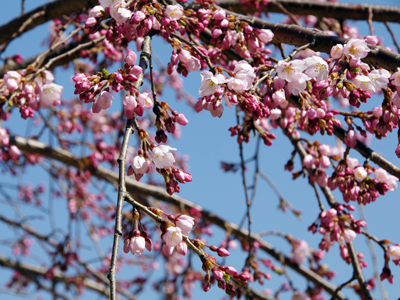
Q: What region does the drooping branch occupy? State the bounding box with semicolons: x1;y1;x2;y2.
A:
108;34;152;300
284;129;373;300
0;0;97;45
8;135;347;300
0;254;115;299
218;0;400;24
0;214;139;300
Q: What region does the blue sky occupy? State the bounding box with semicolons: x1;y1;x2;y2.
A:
1;0;400;299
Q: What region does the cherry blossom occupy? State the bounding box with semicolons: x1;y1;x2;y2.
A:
93;91;113;113
343;38;370;59
151;145;176;169
164;4;183;20
304;56;329;81
198;71;226;96
163;226;182;247
175;215;195;235
40;83;63;109
4;71;21;91
130;236;146;255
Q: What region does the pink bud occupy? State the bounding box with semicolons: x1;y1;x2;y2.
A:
217;247;229;257
225;265;238;277
175;113;189;126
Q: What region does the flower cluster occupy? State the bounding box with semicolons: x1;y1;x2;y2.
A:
1;70;63;119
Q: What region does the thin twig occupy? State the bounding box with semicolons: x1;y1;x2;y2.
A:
108;34;151;300
384;21;400;53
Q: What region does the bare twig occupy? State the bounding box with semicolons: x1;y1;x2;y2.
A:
384;22;400;53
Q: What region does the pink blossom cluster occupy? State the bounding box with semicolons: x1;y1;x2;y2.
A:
308;205;366;253
1;70;63;119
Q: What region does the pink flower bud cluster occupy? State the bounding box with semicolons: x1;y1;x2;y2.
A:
0;70;63;119
308;206;366;253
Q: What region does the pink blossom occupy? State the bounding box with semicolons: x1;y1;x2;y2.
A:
212;267;223;280
342;229;356;243
4;71;21;91
303;154;314;168
286;73;310;95
176;215;195;235
137;92;153;109
40;83;63;109
130;236;146;255
276;60;306;82
198;71;225;96
344;129;357;148
364;35;379;45
125;49;137;66
290;240;310;264
89;5;104;18
319;144;332;156
162;244;174;256
258;29;274;44
387;245;400;261
391;68;400;86
184;56;201;72
93;91;113;113
354;166;367;181
272;90;286;105
165;4;183;20
292;291;311;300
151;145;176;169
110;2;132;24
368;69;390;90
163;226;182;247
178;49;191;63
175;241;188;255
343;38;370;59
374;169;398;191
233;60;256;89
304;56;328;81
99;0;122;8
212;9;226;20
9;145;21;160
123;94;137;119
130;155;151;180
0;127;9;146
133;11;146;23
353;75;376;94
330;44;343;59
227;77;247;93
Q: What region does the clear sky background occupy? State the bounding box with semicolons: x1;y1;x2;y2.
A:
1;0;400;300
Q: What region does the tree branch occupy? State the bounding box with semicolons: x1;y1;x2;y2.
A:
218;0;400;24
8;135;347;300
108;34;151;300
0;254;116;299
0;0;97;45
224;9;400;72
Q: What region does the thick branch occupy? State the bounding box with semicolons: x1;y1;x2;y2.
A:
0;0;97;45
0;254;114;299
224;10;400;72
8;135;347;300
218;0;400;24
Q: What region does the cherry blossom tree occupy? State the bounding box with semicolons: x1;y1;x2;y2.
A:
1;0;400;299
